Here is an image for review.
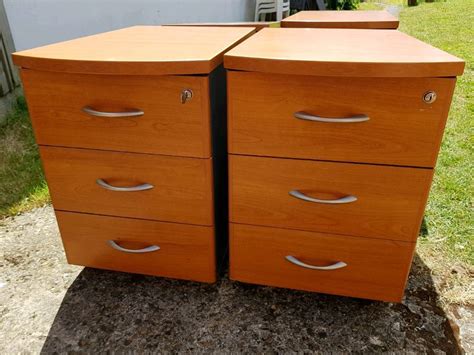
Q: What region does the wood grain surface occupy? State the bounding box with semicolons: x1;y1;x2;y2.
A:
281;10;399;29
230;223;415;302
224;28;464;77
13;26;256;75
22;69;212;158
229;155;433;242
41;147;214;226
164;22;276;31
228;71;456;167
57;211;216;282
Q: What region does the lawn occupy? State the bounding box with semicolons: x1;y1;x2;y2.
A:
0;0;472;301
0;97;49;217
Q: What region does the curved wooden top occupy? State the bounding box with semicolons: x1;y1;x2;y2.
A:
13;26;256;75
281;10;399;29
224;28;465;77
164;22;279;32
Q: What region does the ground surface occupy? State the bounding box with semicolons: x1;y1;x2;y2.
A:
0;206;472;353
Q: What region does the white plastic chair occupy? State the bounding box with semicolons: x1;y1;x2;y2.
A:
255;0;290;21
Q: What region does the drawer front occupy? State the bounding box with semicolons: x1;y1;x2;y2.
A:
57;211;216;282
280;12;399;29
230;155;433;242
41;147;214;225
281;20;398;29
230;223;415;302
22;69;211;157
228;71;455;167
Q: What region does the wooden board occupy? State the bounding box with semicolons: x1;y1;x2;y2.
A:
21;69;212;158
164;22;277;31
228;71;456;167
41;147;214;226
57;211;216;282
13;26;256;75
224;28;464;77
229;155;433;242
281;10;399;29
230;223;415;302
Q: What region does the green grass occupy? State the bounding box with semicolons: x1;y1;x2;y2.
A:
358;0;405;10
360;0;474;266
0;97;49;217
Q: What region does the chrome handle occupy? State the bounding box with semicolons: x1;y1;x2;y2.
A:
294;111;369;123
96;178;154;192
289;190;357;204
285;256;347;270
82;106;144;118
108;240;160;254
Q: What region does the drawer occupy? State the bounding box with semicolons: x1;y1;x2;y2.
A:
228;71;456;167
229;155;433;242
41;147;214;225
56;211;216;282
230;223;415;302
21;70;211;157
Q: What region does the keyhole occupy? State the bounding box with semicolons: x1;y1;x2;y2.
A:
423;91;437;104
181;89;193;104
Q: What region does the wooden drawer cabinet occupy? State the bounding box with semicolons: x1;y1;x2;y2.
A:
225;28;464;301
281;10;399;29
230;155;433;242
228;72;456;167
230;224;415;302
13;26;255;282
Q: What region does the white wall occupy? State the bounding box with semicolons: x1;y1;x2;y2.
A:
5;0;255;51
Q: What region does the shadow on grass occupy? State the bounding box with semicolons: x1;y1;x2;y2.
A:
41;255;460;353
419;217;429;238
0;97;49;217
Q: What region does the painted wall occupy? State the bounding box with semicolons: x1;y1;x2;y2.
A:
0;0;21;118
4;0;255;51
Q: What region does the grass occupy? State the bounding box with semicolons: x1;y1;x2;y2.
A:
0;96;49;217
360;0;474;304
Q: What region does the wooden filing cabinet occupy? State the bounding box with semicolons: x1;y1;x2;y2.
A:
281;10;399;29
13;26;255;283
225;28;464;301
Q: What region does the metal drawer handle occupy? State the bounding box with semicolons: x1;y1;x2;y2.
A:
286;256;347;271
289;190;357;204
96;178;154;192
82;106;144;118
108;240;160;254
294;111;369;123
